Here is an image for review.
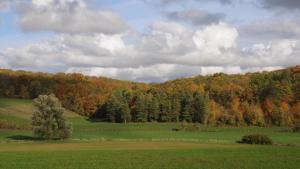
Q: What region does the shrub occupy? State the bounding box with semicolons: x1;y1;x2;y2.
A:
180;121;199;131
238;134;273;145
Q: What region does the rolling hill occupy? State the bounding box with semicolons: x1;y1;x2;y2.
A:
0;66;300;126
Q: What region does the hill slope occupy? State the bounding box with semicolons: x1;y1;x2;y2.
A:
0;98;80;129
0;66;300;126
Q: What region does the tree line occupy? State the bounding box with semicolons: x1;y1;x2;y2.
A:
1;65;300;126
96;89;210;124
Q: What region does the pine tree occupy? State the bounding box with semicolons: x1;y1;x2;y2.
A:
181;94;194;122
159;93;171;122
171;95;181;122
135;94;147;122
193;92;210;124
202;93;211;125
148;95;160;122
106;90;132;123
106;95;119;122
193;92;203;123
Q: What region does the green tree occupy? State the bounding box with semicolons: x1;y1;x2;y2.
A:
119;101;131;124
105;95;119;122
32;94;72;140
171;95;181;122
181;94;194;122
148;95;160;122
159;93;171;122
106;90;131;123
135;94;147;122
193;92;210;124
202;93;211;124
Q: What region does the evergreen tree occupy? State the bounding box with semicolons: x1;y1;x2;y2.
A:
171;95;181;122
106;95;119;122
159;93;171;122
135;94;147;122
193;92;211;124
202;93;211;124
181;94;194;122
106;90;131;123
148;95;160;122
193;92;203;123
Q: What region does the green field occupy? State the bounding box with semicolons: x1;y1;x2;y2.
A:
0;98;299;169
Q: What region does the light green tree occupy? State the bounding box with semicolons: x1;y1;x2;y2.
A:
32;94;72;140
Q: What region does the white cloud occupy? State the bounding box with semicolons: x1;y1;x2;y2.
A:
242;39;298;67
192;22;238;55
18;0;127;34
66;65;284;82
66;64;179;82
3;40;63;68
1;20;299;82
151;21;188;35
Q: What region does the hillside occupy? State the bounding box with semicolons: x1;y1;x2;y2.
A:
1;66;300;126
0;98;80;130
0;98;299;145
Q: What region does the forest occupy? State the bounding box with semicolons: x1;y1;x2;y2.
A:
0;65;300;126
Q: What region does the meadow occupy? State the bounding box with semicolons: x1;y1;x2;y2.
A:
0;98;299;169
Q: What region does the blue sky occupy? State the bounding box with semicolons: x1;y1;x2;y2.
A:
0;0;300;82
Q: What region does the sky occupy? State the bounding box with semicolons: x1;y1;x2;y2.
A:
0;0;300;82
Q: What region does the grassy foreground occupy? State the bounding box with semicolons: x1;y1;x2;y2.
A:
0;141;299;169
0;98;300;169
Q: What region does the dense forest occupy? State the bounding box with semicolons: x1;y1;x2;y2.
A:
1;66;300;126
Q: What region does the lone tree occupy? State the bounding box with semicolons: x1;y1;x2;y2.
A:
32;94;72;140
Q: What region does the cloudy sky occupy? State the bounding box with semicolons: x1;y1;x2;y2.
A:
0;0;300;82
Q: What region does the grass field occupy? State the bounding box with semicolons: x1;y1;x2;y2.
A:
0;98;299;169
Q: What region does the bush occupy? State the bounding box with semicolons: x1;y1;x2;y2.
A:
238;134;273;145
180;121;199;131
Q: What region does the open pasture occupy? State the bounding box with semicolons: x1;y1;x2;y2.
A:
0;98;299;169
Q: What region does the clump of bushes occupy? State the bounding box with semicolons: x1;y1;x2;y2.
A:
172;121;199;132
180;121;199;131
238;134;273;145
